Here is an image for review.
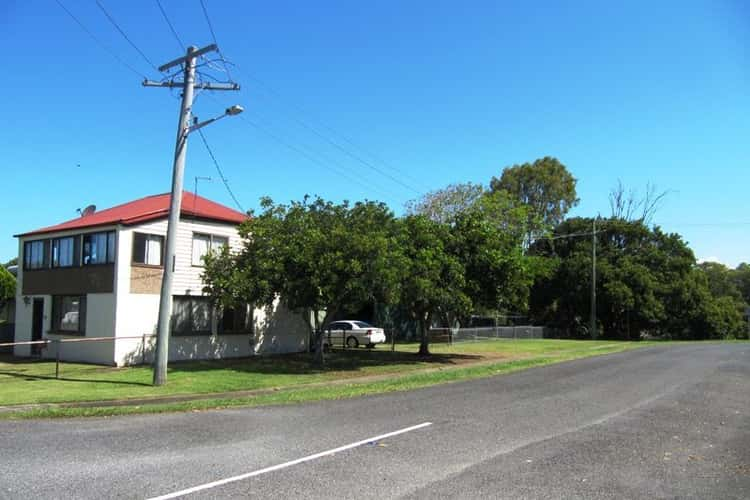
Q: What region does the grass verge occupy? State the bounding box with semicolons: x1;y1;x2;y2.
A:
0;340;667;419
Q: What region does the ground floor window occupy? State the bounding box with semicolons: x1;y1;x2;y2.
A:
219;304;251;334
171;296;212;335
52;295;86;334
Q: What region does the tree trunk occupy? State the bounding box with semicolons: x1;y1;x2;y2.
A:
418;314;430;356
310;309;325;366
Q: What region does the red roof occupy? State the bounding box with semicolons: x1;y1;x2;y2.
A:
17;192;248;237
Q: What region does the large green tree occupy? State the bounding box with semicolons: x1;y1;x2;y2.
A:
490;157;579;244
731;263;750;305
529;217;740;340
0;265;15;311
448;191;531;317
698;262;744;302
203;196;404;364
398;215;470;355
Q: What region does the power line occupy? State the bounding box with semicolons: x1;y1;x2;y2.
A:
654;221;750;227
236;114;401;204
199;92;400;202
196;128;245;213
54;0;147;79
188;5;425;196
95;0;159;72
155;0;185;51
198;0;233;81
154;2;419;199
234;66;428;191
236;67;424;195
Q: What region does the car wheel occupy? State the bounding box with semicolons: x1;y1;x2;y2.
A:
346;336;359;349
366;343;375;349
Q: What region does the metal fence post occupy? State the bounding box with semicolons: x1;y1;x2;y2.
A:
142;334;147;365
55;340;61;379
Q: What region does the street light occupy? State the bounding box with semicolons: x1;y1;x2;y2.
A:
189;104;244;133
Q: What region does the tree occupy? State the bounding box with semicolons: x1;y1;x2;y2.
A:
698;262;744;302
609;179;669;225
3;258;17;268
490;157;578;244
0;266;15;311
731;263;750;305
203;196;404;365
529;217;731;340
398;215;470;355
448;191;531;317
404;182;486;224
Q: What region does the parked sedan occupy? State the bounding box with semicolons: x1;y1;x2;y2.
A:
323;320;387;349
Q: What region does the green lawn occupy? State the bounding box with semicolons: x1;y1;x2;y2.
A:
0;339;657;413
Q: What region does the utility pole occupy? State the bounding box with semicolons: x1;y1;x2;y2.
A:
144;44;240;386
590;218;597;340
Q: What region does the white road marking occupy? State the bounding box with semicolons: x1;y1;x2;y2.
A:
147;421;433;500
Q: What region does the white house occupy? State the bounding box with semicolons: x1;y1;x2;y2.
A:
13;192;309;366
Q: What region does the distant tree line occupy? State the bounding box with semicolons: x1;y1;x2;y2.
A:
202;156;748;364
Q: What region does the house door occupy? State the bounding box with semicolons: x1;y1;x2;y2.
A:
31;298;44;355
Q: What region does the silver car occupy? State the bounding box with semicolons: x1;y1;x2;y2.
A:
324;320;387;349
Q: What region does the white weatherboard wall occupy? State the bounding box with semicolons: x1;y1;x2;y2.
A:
13;238;31;357
112;217;309;365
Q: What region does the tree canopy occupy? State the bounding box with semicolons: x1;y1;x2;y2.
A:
490;156;579;243
529;218;747;340
0;265;15;311
398;215;470;355
404;182;486;224
203;196;404;364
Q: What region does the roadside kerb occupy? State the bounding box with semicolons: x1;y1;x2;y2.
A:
0;354;528;415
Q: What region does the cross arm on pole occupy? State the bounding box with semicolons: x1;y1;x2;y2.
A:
143;80;240;91
158;43;217;72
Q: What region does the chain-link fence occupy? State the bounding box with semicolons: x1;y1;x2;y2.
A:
429;326;548;343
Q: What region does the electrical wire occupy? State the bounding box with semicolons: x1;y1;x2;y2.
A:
198;0;233;81
155;0;185;52
196;128;245;213
200;83;400;203
154;2;417;202
239;115;406;200
172;2;425;196
235;114;401;204
233;66;428;190
95;0;159;72
54;0;148;79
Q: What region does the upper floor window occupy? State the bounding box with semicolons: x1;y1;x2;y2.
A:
52;237;76;268
83;231;115;265
132;233;164;266
192;233;229;266
23;240;47;270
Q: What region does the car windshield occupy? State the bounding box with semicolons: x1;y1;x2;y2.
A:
353;321;374;328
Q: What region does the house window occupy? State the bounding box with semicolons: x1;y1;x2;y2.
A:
191;233;229;266
24;240;48;270
52;236;76;267
171;295;212;335
52;295;86;334
132;233;164;266
83;231;115;265
219;304;251;334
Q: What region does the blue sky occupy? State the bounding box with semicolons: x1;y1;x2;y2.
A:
1;0;748;266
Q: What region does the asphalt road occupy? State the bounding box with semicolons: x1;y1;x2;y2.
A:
1;343;748;499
